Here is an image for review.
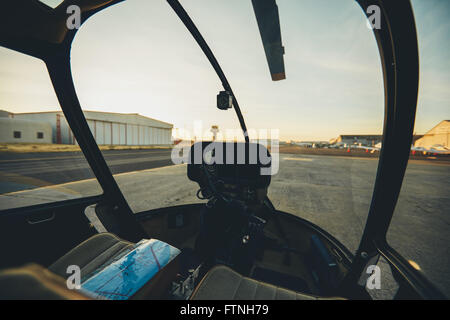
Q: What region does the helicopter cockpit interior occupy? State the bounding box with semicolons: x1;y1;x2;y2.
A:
0;0;447;302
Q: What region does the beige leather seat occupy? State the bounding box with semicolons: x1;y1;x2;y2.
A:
49;232;134;281
0;264;91;300
191;265;344;300
1;233;345;300
0;233;134;299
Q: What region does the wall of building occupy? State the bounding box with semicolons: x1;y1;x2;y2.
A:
415;120;450;148
0;110;12;118
13;111;173;146
12;112;68;143
331;135;382;146
0;118;52;143
85;118;172;145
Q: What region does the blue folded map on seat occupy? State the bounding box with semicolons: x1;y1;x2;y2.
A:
81;239;180;300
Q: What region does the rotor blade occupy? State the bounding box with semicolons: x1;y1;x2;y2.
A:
251;0;285;81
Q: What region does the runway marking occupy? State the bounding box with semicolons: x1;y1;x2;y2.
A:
0;150;171;163
111;164;184;177
283;157;313;162
0;170;87;197
0;164;184;196
0;155;85;163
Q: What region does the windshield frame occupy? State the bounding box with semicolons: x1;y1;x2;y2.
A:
0;0;445;299
167;0;250;143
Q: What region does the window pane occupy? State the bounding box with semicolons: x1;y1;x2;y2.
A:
71;0;228;213
0;48;102;210
71;0;383;255
386;0;450;297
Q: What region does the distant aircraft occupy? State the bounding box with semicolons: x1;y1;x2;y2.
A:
354;145;380;153
411;144;450;155
292;142;313;148
353;143;450;155
352;142;382;153
354;143;450;155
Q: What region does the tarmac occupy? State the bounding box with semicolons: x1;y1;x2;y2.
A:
0;152;448;299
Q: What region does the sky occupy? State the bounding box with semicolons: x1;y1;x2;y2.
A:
0;0;448;141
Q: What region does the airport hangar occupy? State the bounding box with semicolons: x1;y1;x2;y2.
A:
329;135;383;146
0;110;173;146
328;119;449;149
414;120;449;148
329;134;424;147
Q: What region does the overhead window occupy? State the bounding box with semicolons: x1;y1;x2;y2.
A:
13;131;21;139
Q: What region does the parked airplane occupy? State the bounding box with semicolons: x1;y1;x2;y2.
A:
353;142;382;153
292;142;313;148
354;143;449;156
412;145;450;155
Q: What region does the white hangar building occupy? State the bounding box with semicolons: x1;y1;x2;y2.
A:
414;120;450;148
0;117;52;144
3;110;173;146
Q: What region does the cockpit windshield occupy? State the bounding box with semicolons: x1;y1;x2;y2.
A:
68;0;384;253
0;0;448;300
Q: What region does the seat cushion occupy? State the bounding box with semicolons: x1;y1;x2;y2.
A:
0;264;91;300
49;232;134;281
190;265;344;300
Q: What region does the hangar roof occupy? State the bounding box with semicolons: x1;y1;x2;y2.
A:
6;110;173;129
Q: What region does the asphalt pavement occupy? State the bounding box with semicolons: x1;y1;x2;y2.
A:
0;150;448;298
0;149;173;194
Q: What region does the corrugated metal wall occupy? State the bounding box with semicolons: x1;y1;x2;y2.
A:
85;119;171;145
14;112;173;146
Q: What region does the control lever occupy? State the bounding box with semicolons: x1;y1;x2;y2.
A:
170;264;202;300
